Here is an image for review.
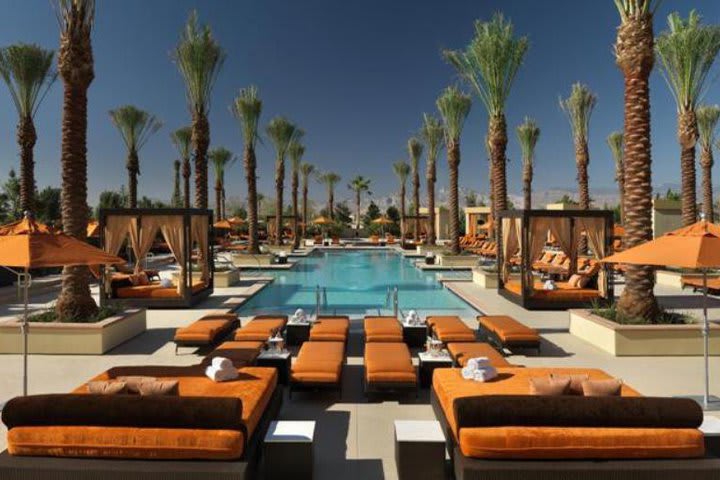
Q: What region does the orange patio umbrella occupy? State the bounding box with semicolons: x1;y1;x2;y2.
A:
372;215;393;235
601;218;720;408
312;216;332;225
86;220;100;238
213;219;234;230
227;216;245;225
0;215;124;395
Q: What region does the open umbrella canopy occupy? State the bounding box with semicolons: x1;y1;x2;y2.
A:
213;219;234;230
372;216;393;225
86;220;99;238
227;216;245;225
0;216;124;269
313;216;332;225
601;220;720;269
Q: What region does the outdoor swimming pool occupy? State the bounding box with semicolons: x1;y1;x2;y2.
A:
236;249;481;319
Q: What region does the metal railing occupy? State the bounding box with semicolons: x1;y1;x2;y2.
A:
315;285;328;318
385;285;399;318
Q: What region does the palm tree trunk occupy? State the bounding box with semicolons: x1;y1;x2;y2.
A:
328;188;334;220
448;141;460;254
245;146;259;254
399;184;406;243
55;83;97;321
701;147;714;221
488;159;495;240
413;172;420;240
678;110;698;226
215;182;222;222
182;157;191;209
617;171;625;225
222;187;226;219
302;183;308;238
17;116;37;214
489;114;508;218
576;142;590;253
275;159;284;246
427;165;436;245
292;172;299;249
192;111;209;209
355;191;361;231
523;164;532;211
127;150;138;209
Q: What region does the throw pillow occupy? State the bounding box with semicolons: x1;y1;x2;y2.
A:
582;378;623;397
550;373;590;395
87;380;127;395
116;376;157;393
529;377;570;396
138;380;179;396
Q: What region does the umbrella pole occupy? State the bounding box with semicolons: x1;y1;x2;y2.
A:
703;269;710;409
22;267;29;396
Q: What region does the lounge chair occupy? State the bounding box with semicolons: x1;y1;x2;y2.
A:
427;316;476;343
234;315;288;342
309;316;350;343
363;342;417;396
364;316;403;343
682;276;720;295
477;315;540;353
173;313;239;354
290;341;345;398
446;342;512;368
203;340;264;367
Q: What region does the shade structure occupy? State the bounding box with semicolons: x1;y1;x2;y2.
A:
227;216;245;225
601;219;720;409
0;217;52;235
313;216;332;225
213;219;234;230
372;216;393;225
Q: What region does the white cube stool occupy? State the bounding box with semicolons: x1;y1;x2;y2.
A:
263;421;315;480
394;420;446;480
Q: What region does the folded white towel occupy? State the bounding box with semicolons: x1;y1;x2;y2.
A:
205;365;238;382
473;367;498;382
211;356;233;370
466;357;492;370
461;366;476;380
160;278;172;288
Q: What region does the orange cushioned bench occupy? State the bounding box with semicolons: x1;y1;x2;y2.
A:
203;340;264;367
364;316;403;343
477;315;540;353
173;313;239;353
117;281;206;299
447;342;513;368
427;316;476;343
309;316;350;342
290;341;345;398
364;342;417;395
234;315;288;342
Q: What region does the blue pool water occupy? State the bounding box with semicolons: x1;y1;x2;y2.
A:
236;249;480;319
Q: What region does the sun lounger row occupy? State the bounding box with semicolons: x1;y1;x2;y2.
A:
173;312;239;353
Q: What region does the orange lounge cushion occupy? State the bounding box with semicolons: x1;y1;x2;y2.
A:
364;316;403;342
364;342;416;384
458;426;704;460
174;319;233;343
427;316;475;342
234;317;287;342
291;341;345;384
504;281;600;302
446;342;511;368
309;317;350;342
205;341;264;366
477;315;539;344
116;282;206;299
432;367;641;438
8;425;244;460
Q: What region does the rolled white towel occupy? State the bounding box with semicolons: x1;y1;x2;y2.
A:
473;367;498;382
292;308;306;322
461;366;475;380
205;365;239;382
211;356;233;370
160;278;172;288
466;357;492;370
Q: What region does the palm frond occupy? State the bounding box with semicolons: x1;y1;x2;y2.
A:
656;10;720;112
54;0;95;33
697;104;720;148
300;163;315;185
316;171;341;192
108;105;162;152
515;117;540;167
436;86;472;141
613;0;658;22
407;137;424;172
348;175;371;193
266;116;297;159
0;43;56;118
231;85;262;149
209;146;236;182
393;161;411;186
288;140;305;172
171;126;192;159
443;13;528;116
607;131;624;173
420;113;444;164
172;10;225;115
559;83;597;142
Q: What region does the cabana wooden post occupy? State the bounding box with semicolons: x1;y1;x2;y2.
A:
497;209;614;310
99;208;214;308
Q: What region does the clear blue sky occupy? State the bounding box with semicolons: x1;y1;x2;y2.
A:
0;0;719;207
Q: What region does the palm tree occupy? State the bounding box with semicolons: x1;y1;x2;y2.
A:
54;0;97;321
209;147;236;221
407;137;424;240
300;163;315;237
172;11;225;210
231;86;262;254
266;117;299;245
607;131;625;225
656;10;720;226
392;161;411;242
697;105;720;221
108;105;162;208
171;126;192;208
288;140;305;248
420;114;444;245
171;159;182;207
445;13;528;221
614;0;660;322
436;86;472;255
516;117;540;210
317;172;341;220
348;176;371;231
0;43;56;214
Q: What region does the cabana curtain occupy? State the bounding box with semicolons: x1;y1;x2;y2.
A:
191;214;210;284
577;217;607;297
549;218;576;265
157;216;186;295
128;217;161;273
501;218;518;282
526;217;551;293
103;216;134;257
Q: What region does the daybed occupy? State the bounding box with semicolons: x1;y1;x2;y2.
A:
364;316;403;343
233;315;288;342
504;280;601;303
427;316;476;343
446;342;512;368
117;281;206;299
477;315;540;353
0;364;282;480
290;341;345;398
309;316;350;343
364;342;417;396
174;313;239;353
431;366;720;479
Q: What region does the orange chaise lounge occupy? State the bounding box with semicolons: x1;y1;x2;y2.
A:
173;312;239;354
0;364;283;479
309;316;350;343
234;315;288;342
430;366;717;478
363;342;417;396
427;316;476;343
446;342;512;368
290;341;345;398
364;316;403;343
477;315;541;353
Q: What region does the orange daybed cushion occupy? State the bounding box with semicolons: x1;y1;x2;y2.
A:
291;341;345;384
234;316;287;342
364;342;416;385
364;316;403;343
174;314;238;343
204;340;264;366
477;315;540;344
427;316;475;342
447;342;512;367
116;281;206;299
309;316;350;342
504;281;601;302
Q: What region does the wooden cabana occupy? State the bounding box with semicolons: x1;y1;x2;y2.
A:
464;206;492;237
497;209;614;310
98;208;214;308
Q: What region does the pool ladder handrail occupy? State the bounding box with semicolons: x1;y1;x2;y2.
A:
385;285;399;318
315;285;328;318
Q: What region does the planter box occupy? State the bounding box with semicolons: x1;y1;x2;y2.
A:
173;270;239;288
416;245;445;256
0;309;146;355
265;246;293;255
655;270;718;289
232;253;275;267
472;268;498;289
569;309;720;356
437;255;479;268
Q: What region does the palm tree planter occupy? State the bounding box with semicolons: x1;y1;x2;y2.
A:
472;266;498;289
231;252;276;267
172;269;239;288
